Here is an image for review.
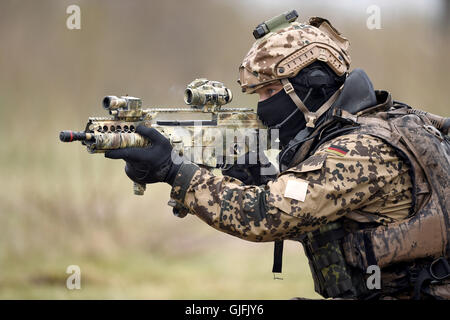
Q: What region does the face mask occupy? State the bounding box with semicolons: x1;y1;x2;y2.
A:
257;89;306;147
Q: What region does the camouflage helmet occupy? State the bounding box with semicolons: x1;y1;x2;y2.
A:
239;17;351;94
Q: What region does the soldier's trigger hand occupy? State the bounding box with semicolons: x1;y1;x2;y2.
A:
104;125;181;185
222;151;278;186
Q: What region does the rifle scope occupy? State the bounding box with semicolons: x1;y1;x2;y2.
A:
102;96;142;111
184;79;232;107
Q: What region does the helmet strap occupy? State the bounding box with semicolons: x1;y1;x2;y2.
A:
281;78;343;128
272;88;312;130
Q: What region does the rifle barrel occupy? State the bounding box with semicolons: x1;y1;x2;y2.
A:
59;131;93;142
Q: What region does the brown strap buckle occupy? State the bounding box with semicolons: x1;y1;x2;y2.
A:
283;82;295;95
306;115;317;128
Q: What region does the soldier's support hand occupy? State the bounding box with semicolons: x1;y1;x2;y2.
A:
222;151;278;185
104;125;181;185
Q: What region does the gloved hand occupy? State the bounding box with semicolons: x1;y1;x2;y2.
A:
222;151;278;186
104;125;181;185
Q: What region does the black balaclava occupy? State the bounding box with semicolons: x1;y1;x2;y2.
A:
257;61;346;147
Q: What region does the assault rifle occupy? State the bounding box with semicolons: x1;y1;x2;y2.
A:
60;79;271;212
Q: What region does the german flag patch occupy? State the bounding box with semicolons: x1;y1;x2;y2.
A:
326;145;349;157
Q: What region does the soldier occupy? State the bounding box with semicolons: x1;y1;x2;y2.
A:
105;12;450;299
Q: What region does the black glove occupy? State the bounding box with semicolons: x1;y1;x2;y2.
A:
104;125;181;185
222;151;278;186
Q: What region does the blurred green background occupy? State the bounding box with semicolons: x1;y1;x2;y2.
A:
0;0;448;299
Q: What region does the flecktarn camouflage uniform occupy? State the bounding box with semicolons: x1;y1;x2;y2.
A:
171;133;412;241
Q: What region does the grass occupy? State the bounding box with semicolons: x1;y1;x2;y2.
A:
0;243;320;300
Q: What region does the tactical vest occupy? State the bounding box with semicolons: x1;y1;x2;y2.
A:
292;92;450;299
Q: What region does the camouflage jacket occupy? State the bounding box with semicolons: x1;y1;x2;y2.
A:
170;132;412;242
